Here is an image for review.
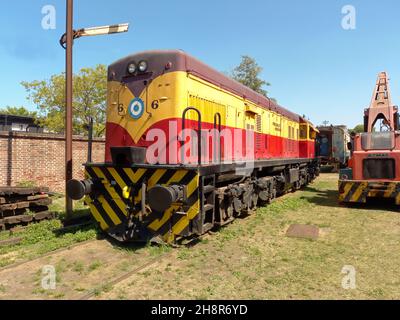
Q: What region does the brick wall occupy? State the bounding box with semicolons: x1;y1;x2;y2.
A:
0;131;105;193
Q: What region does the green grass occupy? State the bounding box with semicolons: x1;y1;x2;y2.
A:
16;181;37;188
147;243;172;256
53;292;66;299
0;218;99;268
49;197;86;213
117;289;128;300
104;174;400;300
88;260;103;272
0;195;97;268
93;283;114;297
117;260;131;272
177;248;191;260
3;174;400;300
72;261;85;274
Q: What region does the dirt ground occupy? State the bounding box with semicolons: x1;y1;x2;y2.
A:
1;173;400;300
0;240;159;299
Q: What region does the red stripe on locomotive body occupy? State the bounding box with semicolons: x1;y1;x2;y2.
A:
299;140;316;159
105;119;315;164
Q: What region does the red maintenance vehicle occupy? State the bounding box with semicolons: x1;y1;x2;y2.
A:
339;72;400;204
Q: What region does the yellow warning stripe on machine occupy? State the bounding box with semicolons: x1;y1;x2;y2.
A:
339;180;400;204
84;166;200;243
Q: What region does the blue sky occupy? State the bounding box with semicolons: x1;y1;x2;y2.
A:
1;0;399;128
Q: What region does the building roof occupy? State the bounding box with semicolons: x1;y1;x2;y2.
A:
0;114;36;121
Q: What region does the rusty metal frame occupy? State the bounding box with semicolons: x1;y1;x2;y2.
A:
65;0;74;218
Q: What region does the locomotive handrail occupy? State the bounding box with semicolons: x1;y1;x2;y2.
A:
213;112;222;163
181;107;202;165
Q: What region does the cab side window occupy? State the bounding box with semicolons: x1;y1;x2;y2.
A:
300;125;308;139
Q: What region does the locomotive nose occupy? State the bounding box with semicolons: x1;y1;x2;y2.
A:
67;179;94;200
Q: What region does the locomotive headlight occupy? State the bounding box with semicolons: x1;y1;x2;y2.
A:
138;60;148;72
127;63;136;74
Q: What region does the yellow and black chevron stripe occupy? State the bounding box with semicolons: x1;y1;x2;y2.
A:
83;165;200;243
339;180;400;204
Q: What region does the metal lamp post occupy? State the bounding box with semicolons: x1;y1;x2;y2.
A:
62;0;129;219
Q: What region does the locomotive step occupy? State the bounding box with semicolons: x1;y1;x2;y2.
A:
203;204;214;212
203;185;215;194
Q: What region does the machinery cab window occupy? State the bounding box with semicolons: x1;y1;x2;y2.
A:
309;127;317;140
361;132;395;150
299;124;308;140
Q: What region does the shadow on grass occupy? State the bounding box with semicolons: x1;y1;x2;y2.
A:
52;219;104;239
320;166;335;173
301;186;400;213
300;186;340;208
53;211;171;253
343;199;400;213
57;208;91;222
106;234;206;253
104;229;209;253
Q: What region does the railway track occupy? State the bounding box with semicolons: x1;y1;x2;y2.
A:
0;240;173;300
0;227;209;299
78;233;209;300
0;218;93;237
0;238;99;272
79;251;173;300
0;217;98;270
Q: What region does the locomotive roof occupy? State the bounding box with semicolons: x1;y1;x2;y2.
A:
110;50;302;122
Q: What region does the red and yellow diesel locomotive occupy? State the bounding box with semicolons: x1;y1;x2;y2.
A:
68;50;320;244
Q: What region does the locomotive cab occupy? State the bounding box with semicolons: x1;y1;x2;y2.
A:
299;121;318;159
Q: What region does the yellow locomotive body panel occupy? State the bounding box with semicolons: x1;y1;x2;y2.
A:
106;70;303;149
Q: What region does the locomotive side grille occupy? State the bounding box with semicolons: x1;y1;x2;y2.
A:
256;114;262;132
256;114;262;149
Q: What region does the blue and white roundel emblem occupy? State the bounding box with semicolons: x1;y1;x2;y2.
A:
128;98;144;120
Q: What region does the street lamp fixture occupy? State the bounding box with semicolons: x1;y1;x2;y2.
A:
60;23;129;48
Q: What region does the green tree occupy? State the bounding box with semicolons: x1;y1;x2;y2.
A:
21;64;107;137
232;55;271;97
352;124;364;133
0;106;37;118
